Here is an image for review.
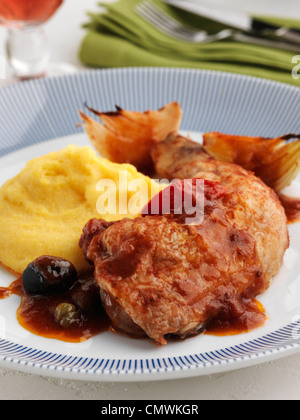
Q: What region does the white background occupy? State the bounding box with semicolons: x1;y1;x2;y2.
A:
0;0;300;400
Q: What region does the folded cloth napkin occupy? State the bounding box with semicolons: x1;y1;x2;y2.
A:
79;0;300;86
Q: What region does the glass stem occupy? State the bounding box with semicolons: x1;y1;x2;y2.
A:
6;25;50;80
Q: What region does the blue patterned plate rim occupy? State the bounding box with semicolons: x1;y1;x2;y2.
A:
0;322;300;381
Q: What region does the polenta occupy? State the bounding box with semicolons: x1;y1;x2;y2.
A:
0;145;161;275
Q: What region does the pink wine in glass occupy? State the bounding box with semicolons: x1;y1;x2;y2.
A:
0;0;63;25
0;0;64;80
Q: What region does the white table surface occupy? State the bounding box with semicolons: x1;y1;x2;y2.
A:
0;0;300;401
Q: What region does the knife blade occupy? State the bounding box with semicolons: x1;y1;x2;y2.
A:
164;0;300;45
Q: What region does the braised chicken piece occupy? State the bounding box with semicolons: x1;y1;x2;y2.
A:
80;129;289;345
152;134;289;282
81;201;266;345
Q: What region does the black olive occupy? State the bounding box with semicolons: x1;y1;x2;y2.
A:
22;256;78;296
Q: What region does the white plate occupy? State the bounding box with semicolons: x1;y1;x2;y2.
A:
0;68;299;382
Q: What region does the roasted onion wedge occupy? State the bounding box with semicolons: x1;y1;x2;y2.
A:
79;102;182;171
203;132;300;192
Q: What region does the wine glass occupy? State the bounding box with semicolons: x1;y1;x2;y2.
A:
0;0;75;81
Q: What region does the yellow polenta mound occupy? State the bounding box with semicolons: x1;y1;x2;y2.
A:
0;145;161;275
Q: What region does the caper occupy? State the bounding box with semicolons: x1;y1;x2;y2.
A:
54;303;81;328
22;256;78;295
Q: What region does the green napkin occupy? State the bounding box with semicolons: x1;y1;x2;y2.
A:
79;0;300;86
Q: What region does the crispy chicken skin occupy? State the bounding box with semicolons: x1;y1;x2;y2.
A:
80;134;289;345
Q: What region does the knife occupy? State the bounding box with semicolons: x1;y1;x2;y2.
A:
164;0;300;45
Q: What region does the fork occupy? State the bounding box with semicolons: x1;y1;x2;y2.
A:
135;0;233;43
135;0;300;51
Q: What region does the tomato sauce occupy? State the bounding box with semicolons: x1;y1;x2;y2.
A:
0;275;267;342
0;277;267;343
278;194;300;224
1;275;110;343
205;299;266;336
0;287;11;299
